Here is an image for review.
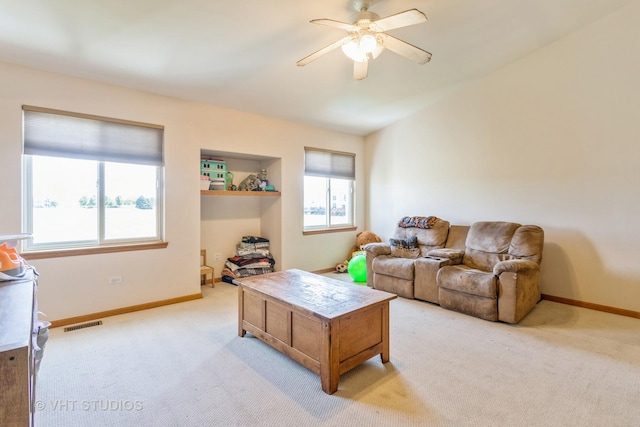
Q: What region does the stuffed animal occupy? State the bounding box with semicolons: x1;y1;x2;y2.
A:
335;231;382;272
238;174;258;191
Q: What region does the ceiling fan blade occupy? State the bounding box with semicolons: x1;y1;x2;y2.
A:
297;36;353;67
370;9;427;32
310;18;360;32
353;60;368;80
380;34;432;64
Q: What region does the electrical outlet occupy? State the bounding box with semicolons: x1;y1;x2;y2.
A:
108;276;123;285
214;253;222;261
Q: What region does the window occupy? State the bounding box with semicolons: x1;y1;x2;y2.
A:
22;106;164;251
304;147;355;231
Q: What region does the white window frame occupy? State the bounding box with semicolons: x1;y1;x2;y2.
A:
21;106;165;251
303;147;355;232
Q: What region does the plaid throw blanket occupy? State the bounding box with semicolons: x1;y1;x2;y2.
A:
398;216;439;229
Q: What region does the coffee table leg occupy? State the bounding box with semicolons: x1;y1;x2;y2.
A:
380;302;390;363
320;320;339;394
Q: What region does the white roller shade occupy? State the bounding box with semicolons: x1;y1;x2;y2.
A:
23;106;164;166
304;147;355;179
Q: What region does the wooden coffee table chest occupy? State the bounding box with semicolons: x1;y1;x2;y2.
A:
236;269;397;394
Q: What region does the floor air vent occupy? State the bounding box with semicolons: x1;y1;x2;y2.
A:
64;320;103;332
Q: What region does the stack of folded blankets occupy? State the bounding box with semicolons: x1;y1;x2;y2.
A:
221;236;275;284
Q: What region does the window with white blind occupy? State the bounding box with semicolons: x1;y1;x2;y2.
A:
303;147;355;231
22;106;164;251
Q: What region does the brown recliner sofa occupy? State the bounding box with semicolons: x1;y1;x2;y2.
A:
365;218;544;323
434;221;544;323
364;217;468;302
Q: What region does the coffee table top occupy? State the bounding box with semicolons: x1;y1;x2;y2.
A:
235;269;396;320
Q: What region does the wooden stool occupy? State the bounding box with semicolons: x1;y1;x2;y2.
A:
201;249;214;287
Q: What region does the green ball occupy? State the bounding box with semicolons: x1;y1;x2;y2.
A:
347;254;367;283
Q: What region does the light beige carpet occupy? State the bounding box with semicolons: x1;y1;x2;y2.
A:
35;275;640;426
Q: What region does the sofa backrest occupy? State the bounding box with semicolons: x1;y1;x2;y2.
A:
509;225;544;264
444;225;470;250
393;218;450;256
462;221;544;271
463;222;519;271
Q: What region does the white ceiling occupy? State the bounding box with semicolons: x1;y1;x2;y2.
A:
0;0;633;136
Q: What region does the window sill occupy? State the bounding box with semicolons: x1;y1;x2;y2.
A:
21;241;168;260
303;226;357;236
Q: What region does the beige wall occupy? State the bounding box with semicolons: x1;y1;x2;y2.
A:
366;2;640;312
3;3;637;320
0;62;364;321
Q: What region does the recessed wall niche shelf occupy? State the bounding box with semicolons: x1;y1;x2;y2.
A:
200;190;281;197
200;149;282;279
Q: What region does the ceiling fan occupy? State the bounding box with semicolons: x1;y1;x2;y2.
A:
296;0;432;80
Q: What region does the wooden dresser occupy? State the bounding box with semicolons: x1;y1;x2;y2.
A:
0;268;37;427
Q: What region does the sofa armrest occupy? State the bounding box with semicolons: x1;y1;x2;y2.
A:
426;248;464;264
364;242;391;257
493;259;539;275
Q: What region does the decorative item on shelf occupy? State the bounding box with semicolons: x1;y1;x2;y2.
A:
257;169;268;191
210;179;226;191
265;184;276;191
238;174;258;191
225;171;234;190
200;175;211;191
200;158;226;182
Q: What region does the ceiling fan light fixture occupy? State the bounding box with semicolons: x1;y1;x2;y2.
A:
341;38;369;62
297;7;431;79
359;34;377;53
371;41;384;59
